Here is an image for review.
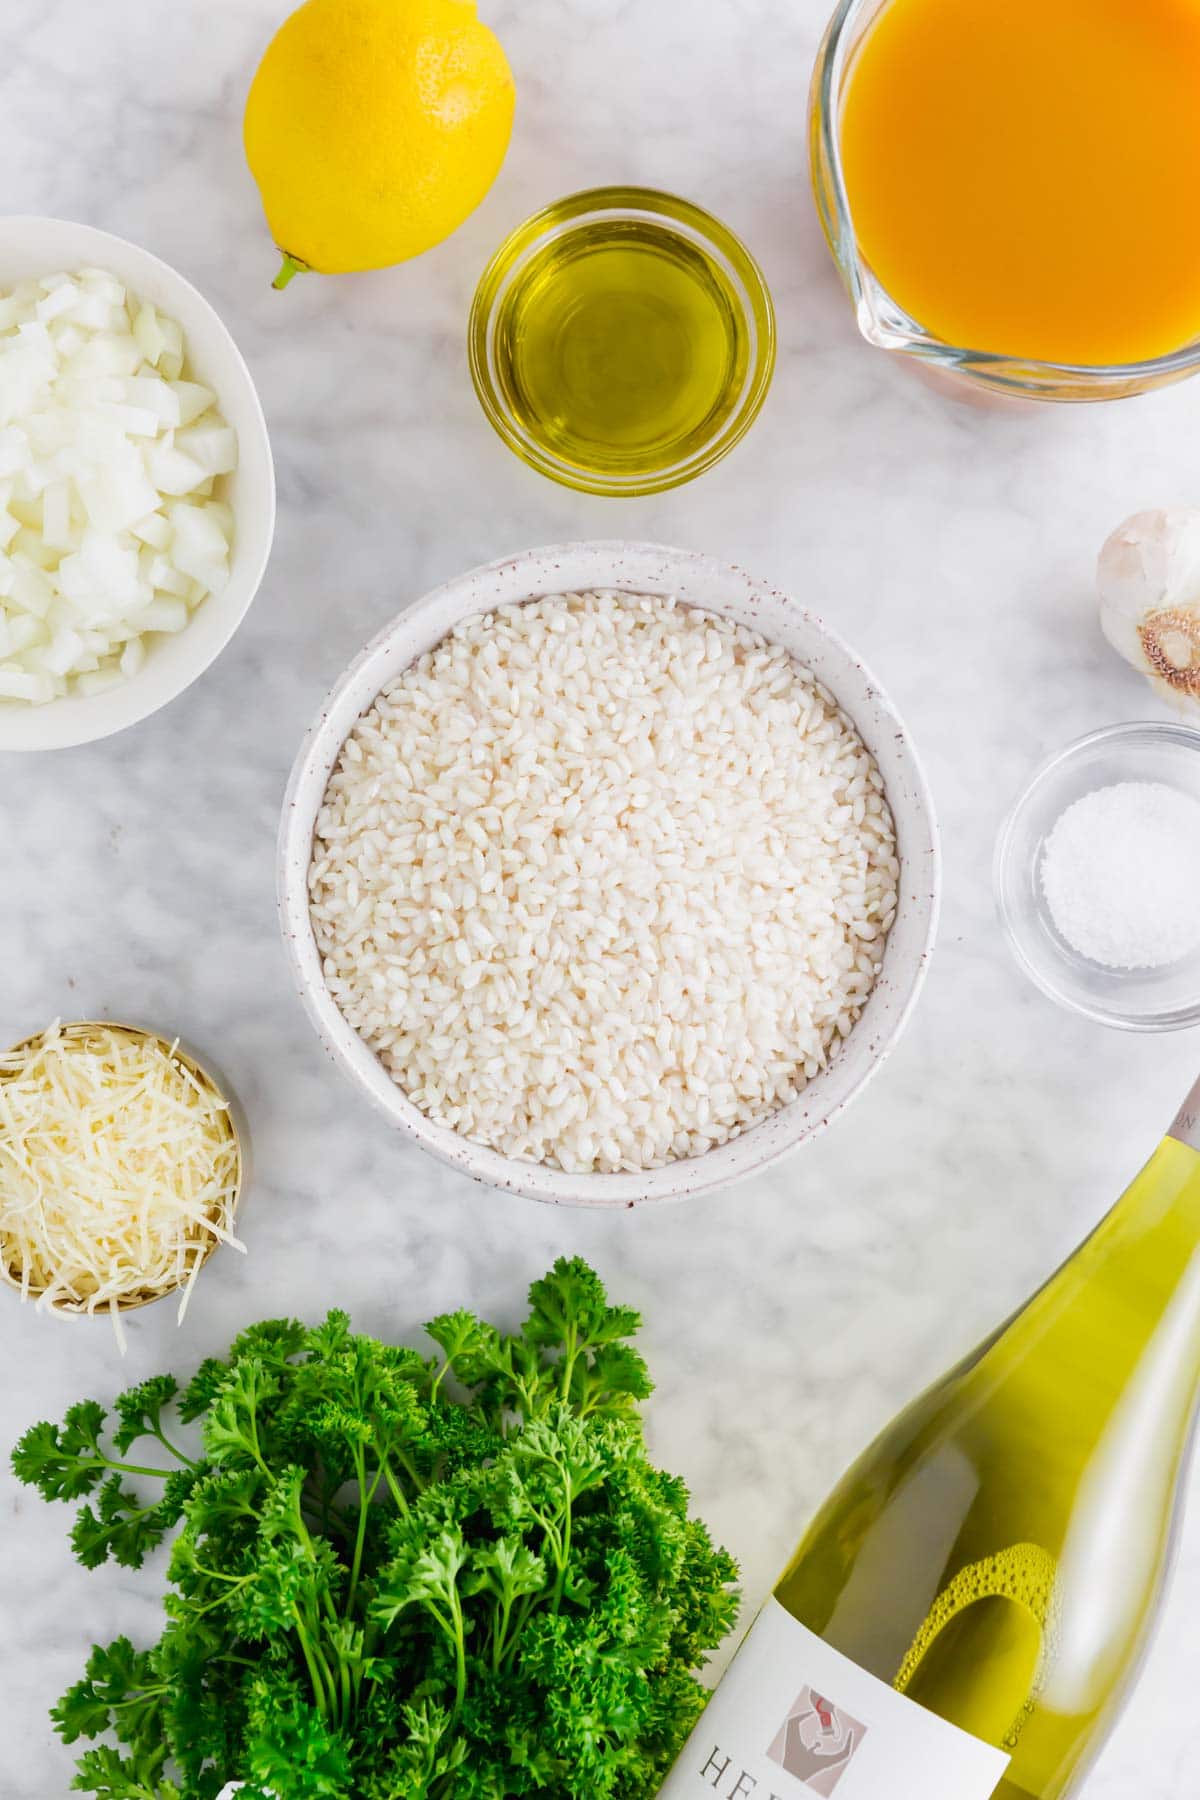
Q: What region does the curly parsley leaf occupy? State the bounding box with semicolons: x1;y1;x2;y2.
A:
12;1402;112;1500
244;1675;351;1798
69;1743;177;1799
52;1637;164;1746
112;1377;180;1456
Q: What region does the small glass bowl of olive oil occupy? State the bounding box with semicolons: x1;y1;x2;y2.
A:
468;187;775;496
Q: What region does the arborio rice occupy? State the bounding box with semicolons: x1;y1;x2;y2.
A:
309;592;899;1174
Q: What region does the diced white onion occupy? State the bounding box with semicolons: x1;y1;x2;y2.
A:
0;270;236;706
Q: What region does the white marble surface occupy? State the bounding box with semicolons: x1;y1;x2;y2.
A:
3;1;1200;1794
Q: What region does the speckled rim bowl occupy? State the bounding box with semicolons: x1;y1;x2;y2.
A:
0;217;275;753
278;543;941;1206
994;720;1200;1030
0;1019;247;1314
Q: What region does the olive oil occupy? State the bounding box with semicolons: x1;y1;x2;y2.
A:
469;189;775;495
492;220;745;476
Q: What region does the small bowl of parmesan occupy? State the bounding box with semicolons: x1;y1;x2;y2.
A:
0;1020;246;1343
995;721;1200;1030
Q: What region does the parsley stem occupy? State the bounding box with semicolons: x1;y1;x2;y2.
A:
397;1450;423;1493
238;1383;272;1478
293;1613;333;1718
421;1593;467;1713
492;1595;512;1672
345;1444;372;1615
559;1321;579;1402
292;1602;340;1721
553;1500;573;1609
191;1560;248;1583
149;1424;198;1469
502;1591;537;1669
187;1573;253;1617
288;1473;335;1606
82;1454;175;1480
383;1462;411;1517
452;1608;467;1715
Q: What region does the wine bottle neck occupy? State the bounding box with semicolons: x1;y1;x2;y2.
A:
1168;1073;1200;1153
1027;1100;1200;1372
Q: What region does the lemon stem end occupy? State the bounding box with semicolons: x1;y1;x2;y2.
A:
272;253;309;291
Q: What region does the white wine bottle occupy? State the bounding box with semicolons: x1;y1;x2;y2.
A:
661;1075;1200;1800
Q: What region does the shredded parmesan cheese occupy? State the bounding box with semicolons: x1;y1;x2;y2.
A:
0;1021;243;1339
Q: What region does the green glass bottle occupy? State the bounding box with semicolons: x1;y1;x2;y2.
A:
662;1075;1200;1800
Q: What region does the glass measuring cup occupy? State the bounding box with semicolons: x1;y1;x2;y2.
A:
809;0;1200;404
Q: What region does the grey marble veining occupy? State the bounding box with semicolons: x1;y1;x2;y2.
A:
2;1;1200;1795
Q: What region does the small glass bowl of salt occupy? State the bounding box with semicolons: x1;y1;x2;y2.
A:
995;722;1200;1030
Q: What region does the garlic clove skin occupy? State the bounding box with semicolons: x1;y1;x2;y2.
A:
1098;508;1200;713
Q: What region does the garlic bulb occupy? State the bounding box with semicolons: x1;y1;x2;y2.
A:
1098;509;1200;712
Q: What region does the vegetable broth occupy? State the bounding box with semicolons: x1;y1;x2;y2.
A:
839;0;1200;365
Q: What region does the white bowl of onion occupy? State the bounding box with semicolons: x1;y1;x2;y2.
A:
0;217;275;752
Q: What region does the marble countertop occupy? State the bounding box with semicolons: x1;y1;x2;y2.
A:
3;0;1200;1794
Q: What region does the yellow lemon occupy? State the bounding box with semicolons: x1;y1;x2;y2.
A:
244;0;515;288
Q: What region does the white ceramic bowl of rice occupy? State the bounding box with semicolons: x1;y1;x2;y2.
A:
279;543;940;1205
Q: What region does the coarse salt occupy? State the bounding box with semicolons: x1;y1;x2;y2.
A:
1040;780;1200;970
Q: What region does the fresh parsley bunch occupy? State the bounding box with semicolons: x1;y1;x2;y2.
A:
13;1258;738;1800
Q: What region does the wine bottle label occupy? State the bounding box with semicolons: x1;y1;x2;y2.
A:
658;1598;1010;1800
1169;1074;1200;1151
